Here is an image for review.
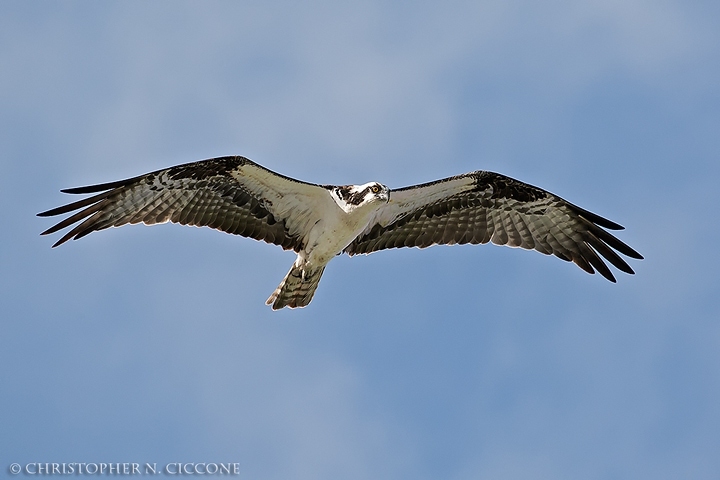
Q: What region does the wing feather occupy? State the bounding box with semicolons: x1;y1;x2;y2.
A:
38;156;331;250
345;171;642;281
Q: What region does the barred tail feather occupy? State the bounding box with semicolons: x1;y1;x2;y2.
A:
266;263;326;310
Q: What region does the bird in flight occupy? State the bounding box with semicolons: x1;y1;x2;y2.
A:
38;156;642;309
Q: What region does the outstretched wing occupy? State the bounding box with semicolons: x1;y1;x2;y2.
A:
345;171;643;282
38;156;332;251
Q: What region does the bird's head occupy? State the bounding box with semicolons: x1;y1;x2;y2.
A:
333;182;390;211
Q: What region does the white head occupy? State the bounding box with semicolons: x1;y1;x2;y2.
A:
331;182;390;212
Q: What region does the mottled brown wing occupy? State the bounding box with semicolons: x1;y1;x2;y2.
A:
345;171;643;282
38;156;331;251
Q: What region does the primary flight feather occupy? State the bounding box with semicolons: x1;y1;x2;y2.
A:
38;156;643;309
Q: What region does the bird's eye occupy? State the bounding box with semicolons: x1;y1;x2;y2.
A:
371;185;380;193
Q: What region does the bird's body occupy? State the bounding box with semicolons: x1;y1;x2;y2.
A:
38;156;642;309
264;181;390;308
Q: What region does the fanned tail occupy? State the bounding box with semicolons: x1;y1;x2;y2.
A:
266;262;326;310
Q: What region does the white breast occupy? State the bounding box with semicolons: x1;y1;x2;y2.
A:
301;191;382;266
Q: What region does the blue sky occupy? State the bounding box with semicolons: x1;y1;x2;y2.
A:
1;1;719;478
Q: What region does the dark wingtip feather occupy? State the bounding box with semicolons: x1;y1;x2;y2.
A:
596;268;617;283
577;216;644;261
578;241;617;283
565;202;624;230
61;178;136;195
51;237;68;248
622;246;643;260
581;211;624;230
38;205;71;217
37;189;117;220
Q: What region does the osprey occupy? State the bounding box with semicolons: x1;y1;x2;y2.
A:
38;156;642;309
